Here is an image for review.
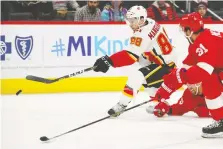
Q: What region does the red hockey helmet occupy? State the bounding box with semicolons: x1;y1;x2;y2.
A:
180;12;204;33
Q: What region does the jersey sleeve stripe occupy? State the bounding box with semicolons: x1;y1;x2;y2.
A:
205;93;223;110
150;50;165;65
127;53;138;62
197;62;214;75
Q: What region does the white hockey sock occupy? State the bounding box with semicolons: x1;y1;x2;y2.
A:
119;71;145;105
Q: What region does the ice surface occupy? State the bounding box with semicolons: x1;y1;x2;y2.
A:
1;91;222;149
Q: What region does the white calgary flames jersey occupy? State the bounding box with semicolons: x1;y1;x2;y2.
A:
126;18;174;65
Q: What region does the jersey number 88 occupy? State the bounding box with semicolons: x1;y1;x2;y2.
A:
156;33;173;55
130;37;143;47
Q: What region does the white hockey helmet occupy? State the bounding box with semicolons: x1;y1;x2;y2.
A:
125;5;147;26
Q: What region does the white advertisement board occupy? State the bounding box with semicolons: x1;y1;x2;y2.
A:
1;24;223;79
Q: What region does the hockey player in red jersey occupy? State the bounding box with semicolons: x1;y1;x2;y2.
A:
152;12;223;138
152;87;210;118
92;5;176;117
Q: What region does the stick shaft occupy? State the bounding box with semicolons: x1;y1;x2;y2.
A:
47;100;151;140
26;66;95;84
53;67;94;81
168;0;185;13
51;116;110;140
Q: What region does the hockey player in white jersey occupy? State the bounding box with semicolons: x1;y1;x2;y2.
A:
93;5;175;117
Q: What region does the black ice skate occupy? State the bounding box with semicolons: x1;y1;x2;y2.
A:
108;102;127;117
202;119;223;138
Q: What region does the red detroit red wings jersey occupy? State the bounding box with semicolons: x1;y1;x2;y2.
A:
171;89;209;117
183;29;223;69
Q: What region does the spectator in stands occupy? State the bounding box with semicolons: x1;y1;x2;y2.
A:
74;0;101;21
52;1;80;19
52;1;79;11
147;0;178;21
13;0;50;20
1;1;14;20
101;1;127;22
196;1;212;21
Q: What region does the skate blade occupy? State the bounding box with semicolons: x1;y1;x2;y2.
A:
202;132;223;138
109;116;119;119
108;111;122;118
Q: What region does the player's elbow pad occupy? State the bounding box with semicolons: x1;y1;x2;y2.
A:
110;50;138;67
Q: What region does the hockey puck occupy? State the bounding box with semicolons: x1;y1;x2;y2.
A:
40;136;49;141
16;90;22;96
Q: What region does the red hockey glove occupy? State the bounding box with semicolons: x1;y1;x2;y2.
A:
154;100;170;117
154;68;187;100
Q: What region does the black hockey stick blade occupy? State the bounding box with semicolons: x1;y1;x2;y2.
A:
26;66;96;84
26;75;59;84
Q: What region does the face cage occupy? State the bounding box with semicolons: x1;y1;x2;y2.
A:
179;25;194;44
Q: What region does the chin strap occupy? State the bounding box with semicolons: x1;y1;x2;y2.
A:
185;31;194;44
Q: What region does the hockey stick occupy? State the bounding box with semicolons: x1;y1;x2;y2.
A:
168;0;186;13
40;99;152;142
26;66;96;84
